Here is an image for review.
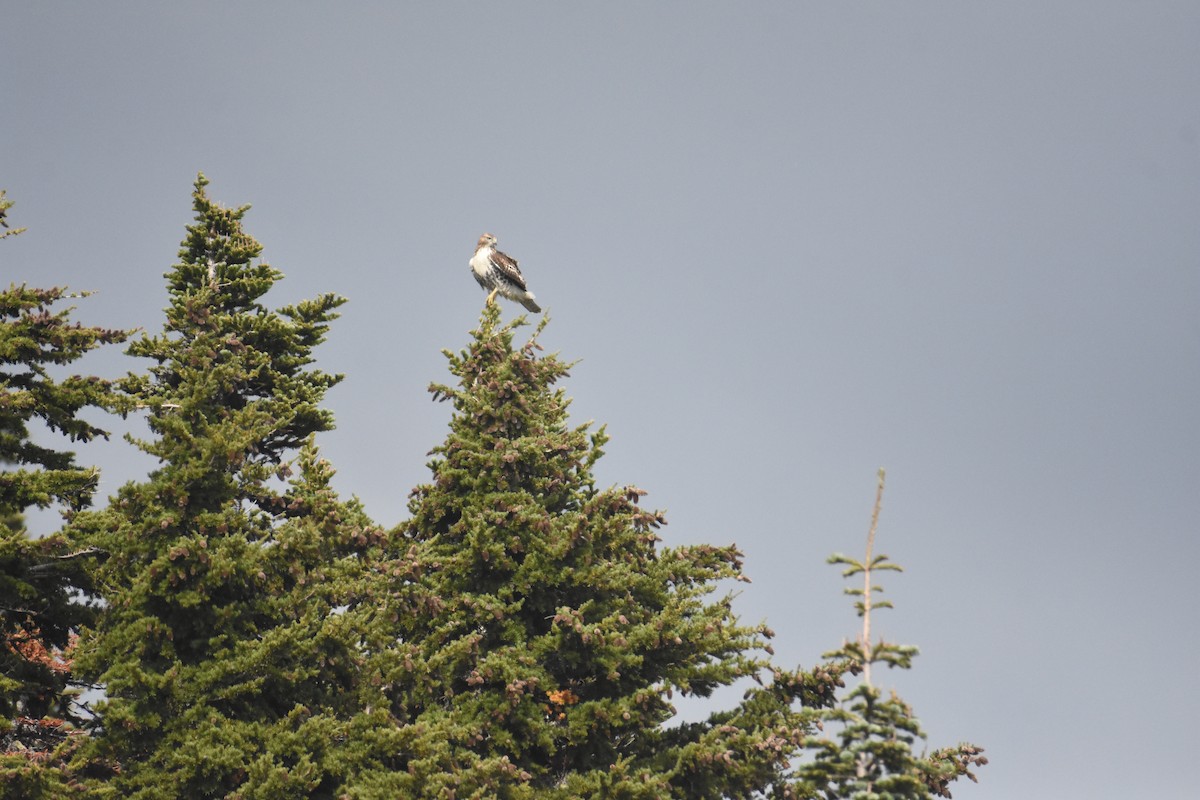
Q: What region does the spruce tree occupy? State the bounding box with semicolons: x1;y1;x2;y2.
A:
345;306;840;799
1;189;129;794
793;470;987;799
72;175;374;798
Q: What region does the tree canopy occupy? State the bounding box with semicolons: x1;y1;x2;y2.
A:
335;305;841;799
1;178;984;799
70;176;370;798
1;190;130;795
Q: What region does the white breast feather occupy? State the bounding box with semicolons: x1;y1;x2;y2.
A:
469;246;493;281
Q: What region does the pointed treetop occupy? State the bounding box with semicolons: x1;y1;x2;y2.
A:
347;302;822;798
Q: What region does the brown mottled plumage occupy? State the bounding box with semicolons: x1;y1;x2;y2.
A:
468;233;541;313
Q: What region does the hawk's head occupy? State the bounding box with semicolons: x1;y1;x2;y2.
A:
476;233;497;250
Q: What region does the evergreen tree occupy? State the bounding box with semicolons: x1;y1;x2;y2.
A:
72;175;374;798
344;306;842;799
793;470;987;799
1;189;129;794
9;173;987;797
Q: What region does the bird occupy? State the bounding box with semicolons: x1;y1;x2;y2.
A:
469;233;542;313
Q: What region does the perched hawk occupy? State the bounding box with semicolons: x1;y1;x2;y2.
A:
469;233;541;313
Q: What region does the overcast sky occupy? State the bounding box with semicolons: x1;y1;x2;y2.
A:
4;4;1198;798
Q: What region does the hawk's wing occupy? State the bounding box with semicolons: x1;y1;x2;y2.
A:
489;249;529;292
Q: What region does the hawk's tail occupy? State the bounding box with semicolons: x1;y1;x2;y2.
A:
521;295;542;313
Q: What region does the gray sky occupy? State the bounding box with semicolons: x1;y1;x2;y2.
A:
4;3;1198;797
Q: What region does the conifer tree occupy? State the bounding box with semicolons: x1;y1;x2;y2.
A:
1;189;129;794
793;470;987;798
344;305;843;799
72;175;374;798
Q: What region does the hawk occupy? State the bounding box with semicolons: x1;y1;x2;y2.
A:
469;233;542;313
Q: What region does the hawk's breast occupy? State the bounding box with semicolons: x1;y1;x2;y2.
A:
469;247;495;287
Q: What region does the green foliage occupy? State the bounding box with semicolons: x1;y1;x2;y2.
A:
0;177;985;798
0;192;129;793
341;305;828;798
791;472;987;799
0;189;27;239
0;284;128;515
71;176;373;797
